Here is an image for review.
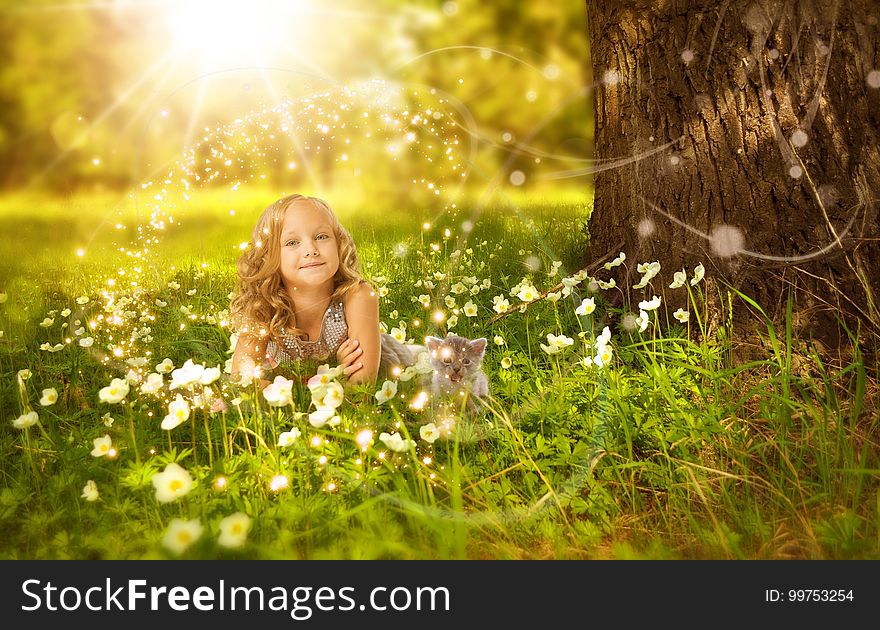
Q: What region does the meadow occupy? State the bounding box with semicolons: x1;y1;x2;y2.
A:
1;188;877;559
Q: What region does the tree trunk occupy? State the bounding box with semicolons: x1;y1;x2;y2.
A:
583;0;880;351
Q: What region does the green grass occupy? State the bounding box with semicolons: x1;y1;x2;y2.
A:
0;189;877;559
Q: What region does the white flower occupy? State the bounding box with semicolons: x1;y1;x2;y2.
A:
540;333;574;355
450;282;467;295
575;297;596;316
102;413;115;427
162;518;203;555
17;369;32;381
39;318;54;328
316;381;344;409
199;366;221;385
79;336;94;348
262;375;294;407
167;281;180;290
61;308;71;317
597;278;616;290
98;378;129;404
633;261;661;289
446;315;458;328
390;327;407;343
307;364;343;390
170;359;205;389
278;428;302;446
161;394;191;430
463;301;478;317
40;343;51;351
152;463;194;503
420;423;439;444
76;296;90;305
635;310;650;333
546;291;562;302
500;357;512;369
90;434;112;457
417;294;431;308
140;372;164;395
444;295;457;309
669;270;687;289
638;295;662;311
597;326;612;347
155;299;167;307
81;480;99;502
308;406;337;428
12;411;38;429
379;431;414;453
516;284;539;302
375;380;398;404
218;512;251;549
126;357;148;368
493;335;505;346
594;344;614;368
690;263;705;286
603;252;626;270
673;308;690;323
74;327;85;336
492;295;509;313
39;388;58;406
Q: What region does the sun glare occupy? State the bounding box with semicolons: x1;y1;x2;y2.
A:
168;0;308;62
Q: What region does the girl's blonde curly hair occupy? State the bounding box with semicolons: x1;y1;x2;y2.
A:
230;194;363;342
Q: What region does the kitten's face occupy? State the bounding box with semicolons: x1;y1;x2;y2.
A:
426;335;487;383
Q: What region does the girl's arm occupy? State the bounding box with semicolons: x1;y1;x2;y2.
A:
343;283;381;384
231;332;270;386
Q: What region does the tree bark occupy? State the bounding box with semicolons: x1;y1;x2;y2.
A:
583;0;880;350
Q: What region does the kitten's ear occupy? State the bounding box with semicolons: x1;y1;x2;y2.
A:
425;336;442;352
470;338;487;356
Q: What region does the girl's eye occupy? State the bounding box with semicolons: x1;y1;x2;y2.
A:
316;234;329;240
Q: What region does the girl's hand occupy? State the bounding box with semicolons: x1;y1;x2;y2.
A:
336;337;364;377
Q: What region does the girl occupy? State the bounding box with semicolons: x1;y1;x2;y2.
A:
230;193;414;385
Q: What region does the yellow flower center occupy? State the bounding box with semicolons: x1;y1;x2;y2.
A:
170;480;183;492
177;531;191;543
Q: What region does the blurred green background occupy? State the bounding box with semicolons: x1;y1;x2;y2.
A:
0;0;592;196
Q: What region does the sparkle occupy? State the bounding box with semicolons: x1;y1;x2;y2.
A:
269;475;289;492
356;429;373;449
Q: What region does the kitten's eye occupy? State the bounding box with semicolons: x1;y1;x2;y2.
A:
443;357;452;364
463;359;471;365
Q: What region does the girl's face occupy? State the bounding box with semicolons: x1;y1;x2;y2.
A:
278;200;340;294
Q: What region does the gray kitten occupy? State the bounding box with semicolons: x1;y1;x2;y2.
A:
425;335;489;409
